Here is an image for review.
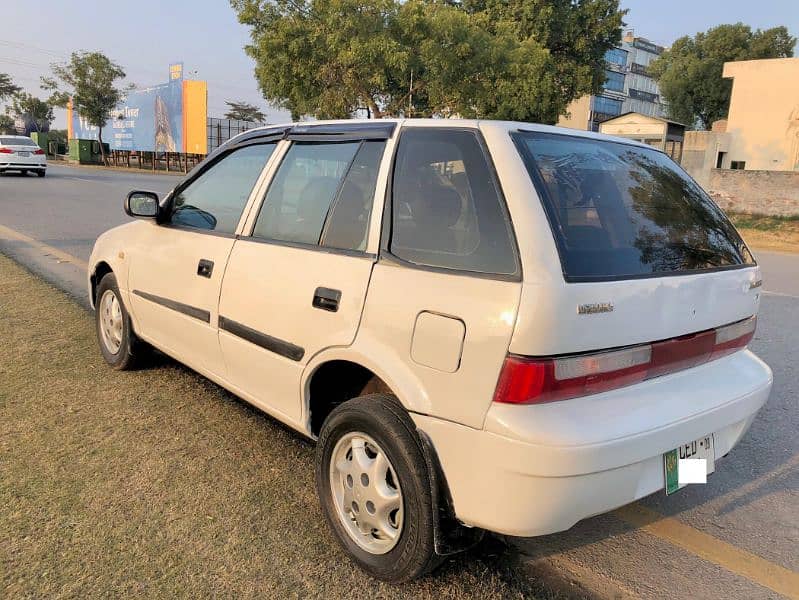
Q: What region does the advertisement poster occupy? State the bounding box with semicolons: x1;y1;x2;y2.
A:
68;63;206;154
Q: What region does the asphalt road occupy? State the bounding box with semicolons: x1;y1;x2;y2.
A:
1;164;797;599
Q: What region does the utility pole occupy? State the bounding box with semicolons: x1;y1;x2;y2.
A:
408;69;413;117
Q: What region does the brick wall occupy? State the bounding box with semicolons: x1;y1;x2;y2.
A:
706;169;799;216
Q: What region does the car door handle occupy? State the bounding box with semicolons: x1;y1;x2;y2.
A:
313;287;341;312
197;259;214;278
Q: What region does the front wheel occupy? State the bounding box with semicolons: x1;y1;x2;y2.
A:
95;272;147;370
36;170;46;177
315;394;441;582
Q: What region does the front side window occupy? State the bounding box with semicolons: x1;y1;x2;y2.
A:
252;142;361;245
171;143;275;234
389;128;517;275
514;131;754;281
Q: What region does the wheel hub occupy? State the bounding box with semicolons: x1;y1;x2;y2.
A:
329;432;403;554
99;289;123;355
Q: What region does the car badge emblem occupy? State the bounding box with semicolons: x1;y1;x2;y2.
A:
578;302;614;315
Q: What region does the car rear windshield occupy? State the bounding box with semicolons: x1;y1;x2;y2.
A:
513;131;754;281
0;137;37;146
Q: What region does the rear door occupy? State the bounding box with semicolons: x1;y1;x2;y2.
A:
358;126;523;429
127;139;279;375
217;124;392;424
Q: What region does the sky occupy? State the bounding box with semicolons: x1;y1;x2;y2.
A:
1;0;797;129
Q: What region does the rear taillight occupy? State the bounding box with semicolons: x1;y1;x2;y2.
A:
0;147;12;154
34;148;45;155
494;316;756;405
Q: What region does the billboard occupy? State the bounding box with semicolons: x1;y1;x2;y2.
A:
68;64;207;154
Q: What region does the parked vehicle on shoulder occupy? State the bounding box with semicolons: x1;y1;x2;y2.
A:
88;119;772;582
0;135;47;176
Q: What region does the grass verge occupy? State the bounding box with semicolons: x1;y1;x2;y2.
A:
727;213;799;254
0;253;554;599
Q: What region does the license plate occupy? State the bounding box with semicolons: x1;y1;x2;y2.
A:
664;434;715;495
18;151;30;157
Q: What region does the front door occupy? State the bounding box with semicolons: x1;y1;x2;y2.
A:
127;141;278;375
218;136;388;424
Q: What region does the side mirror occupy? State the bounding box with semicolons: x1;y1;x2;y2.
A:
125;190;160;219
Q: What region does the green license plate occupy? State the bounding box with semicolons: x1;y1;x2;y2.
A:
664;434;715;495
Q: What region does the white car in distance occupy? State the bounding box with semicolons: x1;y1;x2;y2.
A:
87;119;772;582
0;135;47;176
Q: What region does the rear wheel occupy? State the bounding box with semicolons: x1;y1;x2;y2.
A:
315;394;441;582
95;272;147;370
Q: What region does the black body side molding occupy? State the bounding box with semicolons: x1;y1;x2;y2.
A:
131;290;211;323
218;316;305;362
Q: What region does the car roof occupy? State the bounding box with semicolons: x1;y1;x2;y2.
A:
238;118;655;151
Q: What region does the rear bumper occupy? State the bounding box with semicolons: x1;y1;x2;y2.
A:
413;349;772;537
0;160;46;170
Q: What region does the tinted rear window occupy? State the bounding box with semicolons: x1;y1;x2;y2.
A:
0;137;37;146
514;131;754;281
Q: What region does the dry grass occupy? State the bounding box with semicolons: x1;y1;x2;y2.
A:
728;213;799;254
0;253;554;599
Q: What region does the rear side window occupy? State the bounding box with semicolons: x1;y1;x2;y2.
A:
514;132;754;281
321;140;385;251
390;128;517;275
253;142;360;245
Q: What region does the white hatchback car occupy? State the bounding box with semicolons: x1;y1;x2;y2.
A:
0;135;47;176
88;119;772;581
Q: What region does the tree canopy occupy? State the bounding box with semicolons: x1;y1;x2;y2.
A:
224;100;267;122
6;93;54;133
42;51;130;164
0;73;21;101
649;23;795;129
231;0;625;122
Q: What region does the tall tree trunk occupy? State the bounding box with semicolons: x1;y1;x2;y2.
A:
98;126;108;166
364;95;382;119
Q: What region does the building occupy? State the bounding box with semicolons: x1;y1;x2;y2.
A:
682;57;799;186
680;57;799;217
598;112;685;161
558;31;669;132
721;57;799;171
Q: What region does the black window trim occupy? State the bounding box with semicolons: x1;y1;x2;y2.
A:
511;129;756;283
378;126;522;282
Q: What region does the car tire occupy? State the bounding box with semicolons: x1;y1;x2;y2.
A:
37;170;46;177
315;393;442;582
95;272;147;370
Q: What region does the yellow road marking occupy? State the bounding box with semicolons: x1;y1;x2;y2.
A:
0;223;89;270
615;503;799;599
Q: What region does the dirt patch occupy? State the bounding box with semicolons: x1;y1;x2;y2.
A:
728;213;799;255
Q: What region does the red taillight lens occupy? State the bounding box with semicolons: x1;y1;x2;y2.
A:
34;148;45;155
494;316;757;405
0;147;13;154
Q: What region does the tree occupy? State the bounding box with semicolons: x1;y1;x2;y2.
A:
224;100;267;122
42;51;131;165
649;24;795;129
231;0;625;122
6;93;54;133
0;114;15;134
0;73;21;101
